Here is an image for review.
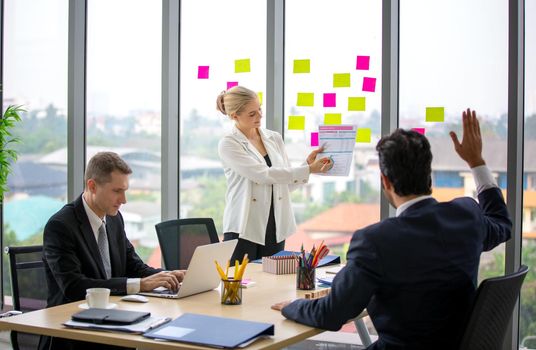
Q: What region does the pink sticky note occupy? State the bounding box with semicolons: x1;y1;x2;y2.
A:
362;77;376;92
227;81;238;90
323;93;336;107
356;56;370;70
197;66;209;79
412;127;425;135
311;132;319;147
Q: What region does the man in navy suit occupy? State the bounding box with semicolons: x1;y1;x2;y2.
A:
42;152;185;350
273;109;511;349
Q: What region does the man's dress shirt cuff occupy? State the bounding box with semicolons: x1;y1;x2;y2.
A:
471;165;498;194
126;278;141;294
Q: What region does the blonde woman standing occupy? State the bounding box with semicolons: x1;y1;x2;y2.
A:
217;86;332;262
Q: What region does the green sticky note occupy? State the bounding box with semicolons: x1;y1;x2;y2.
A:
356;128;372;143
235;59;251;73
333;73;351;88
257;92;263;105
297;93;314;107
348;97;366;111
288;116;306;130
426;107;445;122
324;113;342;125
293;59;310;73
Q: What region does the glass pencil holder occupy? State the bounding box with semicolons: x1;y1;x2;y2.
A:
296;266;316;290
221;278;242;305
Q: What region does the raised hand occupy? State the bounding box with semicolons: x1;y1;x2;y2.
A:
449;108;486;168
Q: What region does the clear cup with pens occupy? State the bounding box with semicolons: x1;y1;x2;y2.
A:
296;264;316;290
221;278;242;305
215;254;249;305
296;242;330;290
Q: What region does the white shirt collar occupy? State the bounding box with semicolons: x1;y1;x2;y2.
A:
232;124;272;142
396;195;433;217
82;194;106;240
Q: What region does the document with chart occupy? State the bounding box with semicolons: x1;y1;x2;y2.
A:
318;125;357;176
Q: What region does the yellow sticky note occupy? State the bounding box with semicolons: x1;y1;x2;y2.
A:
426;107;444;122
356;128;372;143
348;97;366;111
235;59;251;73
257;92;263;105
288;116;306;130
297;93;314;107
324;113;342;125
333;73;351;88
293;59;310;73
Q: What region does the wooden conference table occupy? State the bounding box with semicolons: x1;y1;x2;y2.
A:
0;264;368;349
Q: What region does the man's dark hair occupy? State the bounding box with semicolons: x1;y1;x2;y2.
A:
376;129;433;196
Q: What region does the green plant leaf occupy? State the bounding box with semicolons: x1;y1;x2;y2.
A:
0;104;24;201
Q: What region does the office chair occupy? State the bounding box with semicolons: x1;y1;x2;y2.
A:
457;265;529;350
155;218;220;270
5;245;48;350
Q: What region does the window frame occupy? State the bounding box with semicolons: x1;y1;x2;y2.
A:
0;0;526;346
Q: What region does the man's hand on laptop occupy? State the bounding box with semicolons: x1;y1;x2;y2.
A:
140;270;185;292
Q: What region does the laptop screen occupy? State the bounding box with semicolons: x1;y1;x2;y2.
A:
139;239;238;299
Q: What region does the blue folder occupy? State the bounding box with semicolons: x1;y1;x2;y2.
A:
143;313;274;348
317;275;334;286
252;250;341;267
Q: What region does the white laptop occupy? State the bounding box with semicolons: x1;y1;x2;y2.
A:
139;239;238;299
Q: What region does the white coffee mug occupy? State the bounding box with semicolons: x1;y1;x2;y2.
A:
85;288;110;308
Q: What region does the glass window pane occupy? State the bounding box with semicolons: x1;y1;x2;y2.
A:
400;0;508;278
87;0;162;265
179;0;267;237
284;0;382;257
3;0;68;301
521;0;536;347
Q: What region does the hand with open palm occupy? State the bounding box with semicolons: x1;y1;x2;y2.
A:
449;108;486;168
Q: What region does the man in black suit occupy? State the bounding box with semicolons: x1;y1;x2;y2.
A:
272;109;512;349
42;152;185;350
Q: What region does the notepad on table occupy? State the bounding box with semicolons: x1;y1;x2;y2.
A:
325;265;344;274
241;278;256;288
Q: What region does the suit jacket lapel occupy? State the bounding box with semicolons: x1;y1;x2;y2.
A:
258;128;279;165
73;195;108;279
231;125;264;162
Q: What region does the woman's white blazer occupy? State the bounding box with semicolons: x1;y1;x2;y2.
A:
218;126;310;245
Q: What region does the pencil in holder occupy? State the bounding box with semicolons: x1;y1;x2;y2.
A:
221;278;242;305
296;266;316;290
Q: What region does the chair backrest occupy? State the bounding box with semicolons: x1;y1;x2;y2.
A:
5;245;47;312
155;218;219;270
458;265;529;350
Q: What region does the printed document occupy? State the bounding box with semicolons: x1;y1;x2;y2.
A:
318;125;357;176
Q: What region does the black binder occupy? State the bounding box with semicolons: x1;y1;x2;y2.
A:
72;308;151;325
